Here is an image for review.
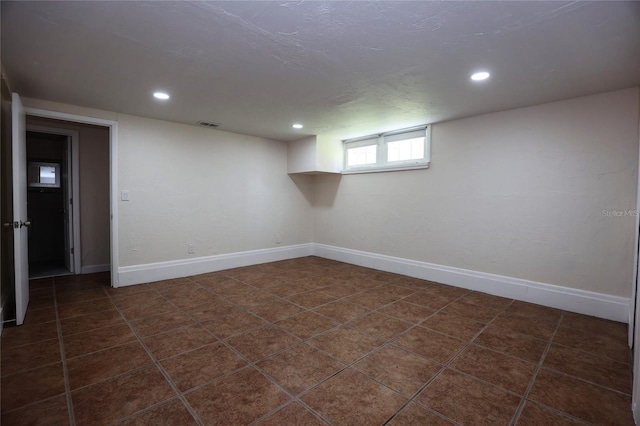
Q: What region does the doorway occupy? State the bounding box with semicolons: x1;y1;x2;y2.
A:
26;130;75;279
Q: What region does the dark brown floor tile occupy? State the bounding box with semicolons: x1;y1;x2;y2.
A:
22;307;56;326
528;368;634;425
417;369;521;425
450;345;536;395
148;277;193;293
60;310;126;336
423;284;470;299
553;326;630;363
1;395;70;426
161;342;247;391
30;287;55;300
191;274;236;289
226;290;279;307
421;312;485;341
266;282;304;298
144;324;216;360
287;290;337;308
355;346;440;397
208;281;256;297
119;297;178;320
155;282;203;298
130;311;195;337
29;294;55;310
56;288;108;305
256;402;325;426
505;301;562;325
67;342;152;390
393;327;465;363
493;312;556;340
57;298;116;319
1;363;66;412
377;300;434;324
475;325;547;363
516;401;586;425
313;300;369;323
166;289;220;309
55;281;104;294
258;343;344;395
276;311;339;339
346;291;396;309
239;274;290;289
249;300;305;322
182;299;239;321
442;300;501;323
461;291;513;310
543;344;631;394
561;312;627;340
308;326;383;363
63;323;137;358
72;365;175;425
1;338;61;376
302;368;406;425
186;367;290;424
111;290;158;308
402;292;457;310
320;283;362;298
350;312;412;340
387;402;455;425
226;325;300;361
118;398;197;425
202;310;266;338
1;321;58;349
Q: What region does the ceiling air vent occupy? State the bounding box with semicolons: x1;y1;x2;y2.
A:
197;121;221;128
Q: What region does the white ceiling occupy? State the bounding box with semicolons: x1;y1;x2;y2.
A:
2;1;639;142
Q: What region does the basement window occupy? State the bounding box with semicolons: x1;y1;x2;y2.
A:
343;125;431;174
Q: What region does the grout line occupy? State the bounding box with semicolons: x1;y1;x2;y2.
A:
509;311;566;425
103;286;206;426
52;276;78;426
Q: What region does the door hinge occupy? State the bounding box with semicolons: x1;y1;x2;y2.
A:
69;198;73;205
71;248;74;254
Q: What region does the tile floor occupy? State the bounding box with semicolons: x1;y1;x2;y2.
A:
0;256;634;425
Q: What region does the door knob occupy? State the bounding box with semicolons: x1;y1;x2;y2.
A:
20;220;31;228
2;223;11;228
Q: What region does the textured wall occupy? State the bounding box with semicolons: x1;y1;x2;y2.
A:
314;88;640;297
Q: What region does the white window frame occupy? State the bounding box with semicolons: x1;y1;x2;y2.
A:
342;125;431;174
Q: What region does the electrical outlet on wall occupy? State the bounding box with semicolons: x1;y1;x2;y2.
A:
188;244;196;254
275;235;282;244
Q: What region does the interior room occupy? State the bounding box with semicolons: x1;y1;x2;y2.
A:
1;1;639;425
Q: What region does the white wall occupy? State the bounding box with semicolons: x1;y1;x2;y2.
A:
315;88;640;298
22;98;315;269
117;114;314;266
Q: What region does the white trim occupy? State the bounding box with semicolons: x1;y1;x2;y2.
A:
313;244;630;323
24;107;118;288
25;124;81;274
118;243;314;286
81;264;111;274
0;307;4;336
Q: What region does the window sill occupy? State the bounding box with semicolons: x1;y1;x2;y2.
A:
342;163;430;175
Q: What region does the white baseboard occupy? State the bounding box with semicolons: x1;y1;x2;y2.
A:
117;244;314;287
81;264;111;274
313;244;630;323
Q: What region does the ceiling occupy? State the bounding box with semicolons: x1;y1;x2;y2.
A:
2;1;639;142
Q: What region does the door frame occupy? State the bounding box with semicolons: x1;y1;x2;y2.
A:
24;107;119;287
25;125;80;274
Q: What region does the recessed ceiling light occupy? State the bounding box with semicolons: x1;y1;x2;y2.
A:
153;92;170;100
292;124;303;129
470;71;490;81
